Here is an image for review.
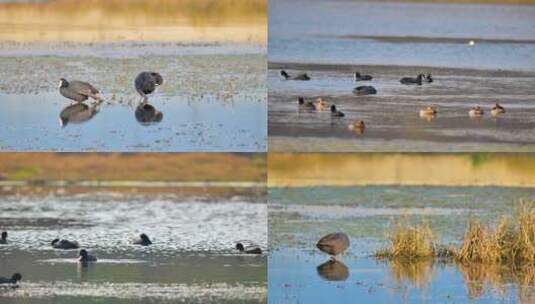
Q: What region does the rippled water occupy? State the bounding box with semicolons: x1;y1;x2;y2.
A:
268;186;535;303
0;45;267;151
269;0;535;70
0;192;267;303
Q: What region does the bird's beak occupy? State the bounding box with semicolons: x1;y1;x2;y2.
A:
59;118;66;128
58;81;62;88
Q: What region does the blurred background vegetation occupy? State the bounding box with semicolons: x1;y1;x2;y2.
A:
0;0;267;43
268;153;535;187
0;153;266;182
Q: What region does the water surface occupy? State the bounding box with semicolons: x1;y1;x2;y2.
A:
0;191;267;303
269;185;535;303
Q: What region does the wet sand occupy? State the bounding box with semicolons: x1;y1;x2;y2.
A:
269;62;535;152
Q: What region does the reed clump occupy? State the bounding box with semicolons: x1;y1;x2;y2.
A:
376;220;437;260
455;201;535;265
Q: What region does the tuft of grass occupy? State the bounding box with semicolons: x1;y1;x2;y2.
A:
376;220;436;260
455;201;535;265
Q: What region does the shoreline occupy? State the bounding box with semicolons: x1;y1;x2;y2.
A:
269;61;535;76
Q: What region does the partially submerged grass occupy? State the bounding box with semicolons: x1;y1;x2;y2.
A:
376;201;535;265
455;201;535;265
376;201;535;301
376;220;437;260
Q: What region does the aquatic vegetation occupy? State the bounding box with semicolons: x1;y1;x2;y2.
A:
376;220;437;260
455;200;535;265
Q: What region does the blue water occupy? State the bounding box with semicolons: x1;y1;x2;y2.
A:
269;0;535;71
269;185;535;303
0;93;266;151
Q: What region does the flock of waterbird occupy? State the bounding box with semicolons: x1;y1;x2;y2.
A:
0;230;261;287
57;72;164;127
281;69;507;134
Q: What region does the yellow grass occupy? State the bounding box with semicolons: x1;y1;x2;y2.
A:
376;220;437;260
455;201;535;265
0;0;266;44
268;153;535;188
0;153;266;182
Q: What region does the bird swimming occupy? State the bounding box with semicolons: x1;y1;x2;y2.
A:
298;96;317;110
469;106;484;117
0;231;7;244
348;120;366;134
330;105;345;117
52;238;79;249
354;72;373;81
0;273;22;285
132;233;152;246
78;249;97;263
280;70;310;81
59;78;102;102
236;242;262;254
400;74;424;85
315;98;329;111
419;106;437;117
353;86;377;95
491;103;505;116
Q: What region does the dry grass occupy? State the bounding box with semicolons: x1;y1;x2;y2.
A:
376;220;437;260
0;153;266;182
455;201;535;265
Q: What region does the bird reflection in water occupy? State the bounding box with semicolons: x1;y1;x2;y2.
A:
59;101;101;127
316;259;349;281
135;102;163;125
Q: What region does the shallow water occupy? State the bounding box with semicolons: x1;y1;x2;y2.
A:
0;46;266;151
0;192;267;303
268;185;535;303
268;0;535;152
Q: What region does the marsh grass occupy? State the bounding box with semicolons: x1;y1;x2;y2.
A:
376;220;437;260
376;201;535;301
455;201;535;265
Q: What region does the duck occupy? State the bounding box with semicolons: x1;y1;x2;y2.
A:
315;98;329;111
134;72;164;102
400;74;424;85
425;73;433;83
59;102;99;127
491;103;505;116
59;78;102;102
469;106;484;117
132;233;152;246
353;85;377;95
52;238;80;249
0;231;7;244
419;106;437;118
316;232;350;257
0;273;22;285
135;103;163;125
298;96;316;110
280;70;310;81
330;105;345;117
78;249;97;263
235;242;262;254
348;120;366;134
354;72;373;81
